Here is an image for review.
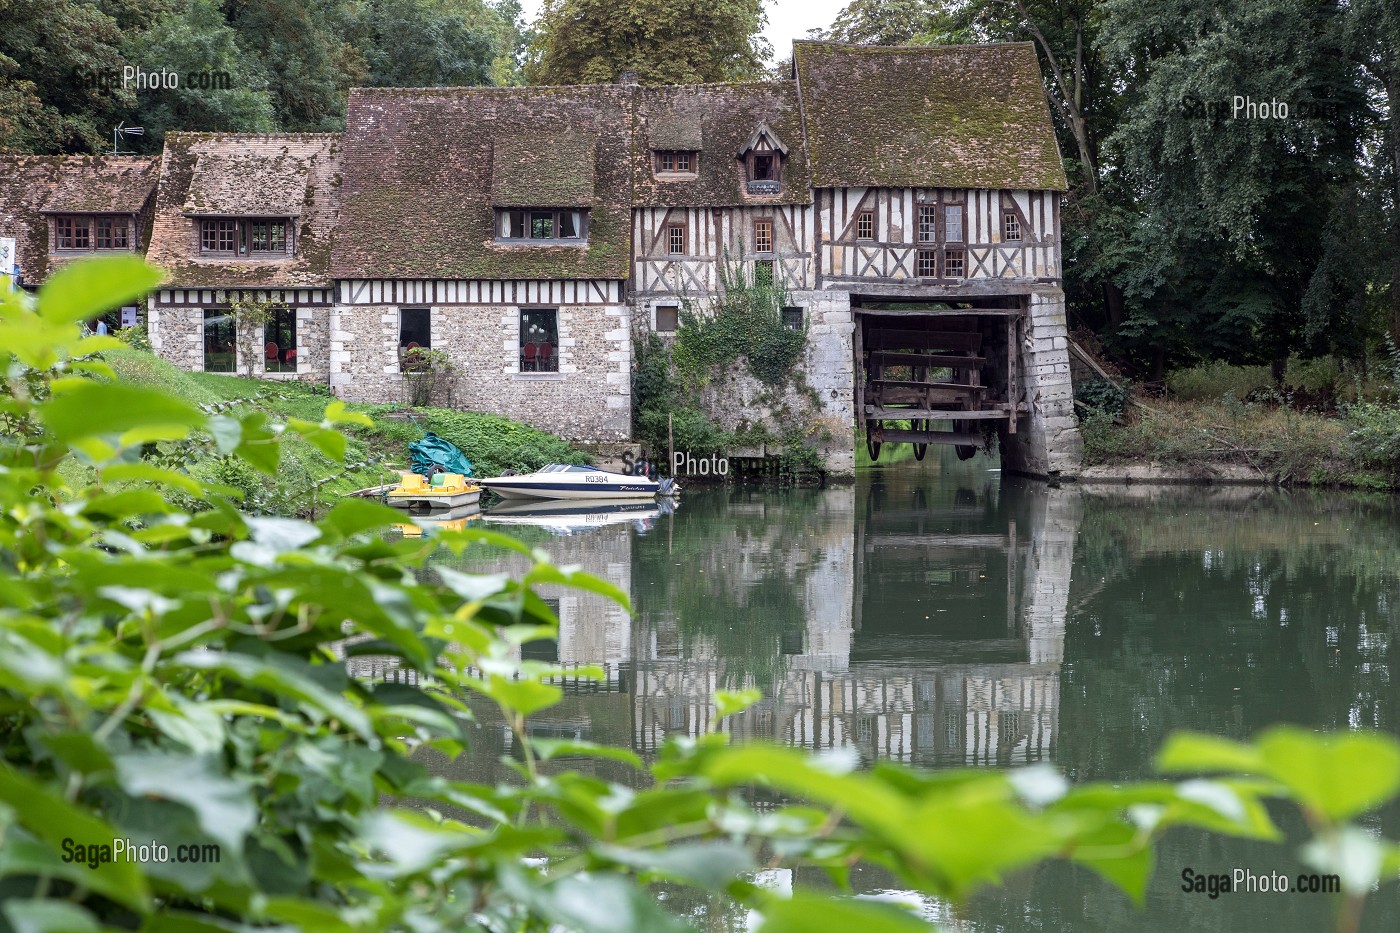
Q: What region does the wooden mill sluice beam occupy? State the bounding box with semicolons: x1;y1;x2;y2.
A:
855;305;1028;462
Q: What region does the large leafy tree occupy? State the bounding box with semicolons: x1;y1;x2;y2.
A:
127;0;278;141
1098;0;1367;372
0;0;158;151
526;0;770;85
356;0;503;88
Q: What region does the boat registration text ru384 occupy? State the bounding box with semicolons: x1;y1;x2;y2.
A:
477;464;677;501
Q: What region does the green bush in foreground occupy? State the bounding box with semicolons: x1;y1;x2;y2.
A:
3;257;1400;932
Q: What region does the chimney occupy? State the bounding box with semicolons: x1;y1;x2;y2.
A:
617;70;639;86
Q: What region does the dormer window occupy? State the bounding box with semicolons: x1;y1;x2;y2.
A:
53;214;132;252
737;121;789;197
655;151;698;176
199;217;291;258
498;209;588;244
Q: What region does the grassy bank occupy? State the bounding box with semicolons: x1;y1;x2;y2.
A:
1077;365;1400;489
91;349;588;513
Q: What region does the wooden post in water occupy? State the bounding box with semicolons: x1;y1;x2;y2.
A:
667;412;674;477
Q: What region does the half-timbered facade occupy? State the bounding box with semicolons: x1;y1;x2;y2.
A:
0;40;1082;469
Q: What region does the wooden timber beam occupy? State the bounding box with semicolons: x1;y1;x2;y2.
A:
872;428;981;446
867;351;986;367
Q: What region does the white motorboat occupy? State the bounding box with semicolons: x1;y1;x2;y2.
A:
478;464;677;500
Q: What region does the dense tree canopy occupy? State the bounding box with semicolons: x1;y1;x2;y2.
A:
0;0;525;150
525;0;770;85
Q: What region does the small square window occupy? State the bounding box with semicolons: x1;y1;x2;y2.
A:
754;259;775;286
917;249;937;277
945;205;964;242
754;219;773;254
781;306;803;330
655;305;679;333
918;205;936;242
856;211;874;241
943;249;966;278
1004;212;1022;241
667;224;686;255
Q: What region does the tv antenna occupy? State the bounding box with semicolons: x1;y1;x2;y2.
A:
112;121;144;155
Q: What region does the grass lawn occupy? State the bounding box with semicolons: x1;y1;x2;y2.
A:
88;349;588;515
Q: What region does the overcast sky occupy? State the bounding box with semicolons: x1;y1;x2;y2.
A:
516;0;852;65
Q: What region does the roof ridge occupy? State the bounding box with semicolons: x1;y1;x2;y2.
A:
164;131;342;140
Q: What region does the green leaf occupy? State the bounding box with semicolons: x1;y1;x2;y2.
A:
1257;728;1400;822
531;739;642;769
754;893;932;933
1156;732;1265;775
114;753;255;853
39;382;204;444
323;400;374;427
320;499;409;540
98;463;204;495
168;651;373;739
0;766;151;911
37;255;162;324
502;871;689;933
471;675;561;717
596;841;754;887
715;688;763;720
1067;819;1153;904
2;900;99;933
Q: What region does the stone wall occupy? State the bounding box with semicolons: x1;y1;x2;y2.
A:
632;289;857;477
148;301;330;384
329;301;631;441
1000;287;1084;475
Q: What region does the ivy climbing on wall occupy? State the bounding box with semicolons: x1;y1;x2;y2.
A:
632;258;828;475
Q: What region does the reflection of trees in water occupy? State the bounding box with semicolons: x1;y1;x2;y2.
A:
633;489;823;692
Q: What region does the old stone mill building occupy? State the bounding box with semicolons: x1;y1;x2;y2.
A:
0;42;1082;476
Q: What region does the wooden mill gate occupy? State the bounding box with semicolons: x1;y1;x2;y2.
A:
854;302;1029;461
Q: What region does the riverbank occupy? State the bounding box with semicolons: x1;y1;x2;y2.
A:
1074;396;1398;490
93;349;589;514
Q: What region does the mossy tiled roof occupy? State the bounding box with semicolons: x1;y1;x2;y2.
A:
491;131;597;207
146;133;342;289
0;155;158;283
333;86;633;281
631;82;811;208
41;157;160;214
793;41;1068;192
184;150;312;217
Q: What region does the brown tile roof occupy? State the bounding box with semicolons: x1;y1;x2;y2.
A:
632;82;812;207
333;86;633;281
183;150;312;217
146;133;342;289
490;130;597;207
793;41;1068;192
0;155;158;283
41;157;160;214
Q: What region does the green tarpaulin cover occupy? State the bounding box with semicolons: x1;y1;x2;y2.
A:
408;432;474;478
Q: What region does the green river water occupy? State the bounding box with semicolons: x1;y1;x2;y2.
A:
360;451;1400;931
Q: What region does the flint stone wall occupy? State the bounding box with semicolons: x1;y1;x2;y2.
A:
329;302;631;441
147;302;330;383
1000;287;1083;476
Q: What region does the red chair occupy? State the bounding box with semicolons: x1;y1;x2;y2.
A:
285;348;297;363
521;342;538;371
265;341;278;361
538;342;554;372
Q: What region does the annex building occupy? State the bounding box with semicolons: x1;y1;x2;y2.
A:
0;42;1082;475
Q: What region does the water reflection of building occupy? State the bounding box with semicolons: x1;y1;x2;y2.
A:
630;480;1079;769
347;476;1080;774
